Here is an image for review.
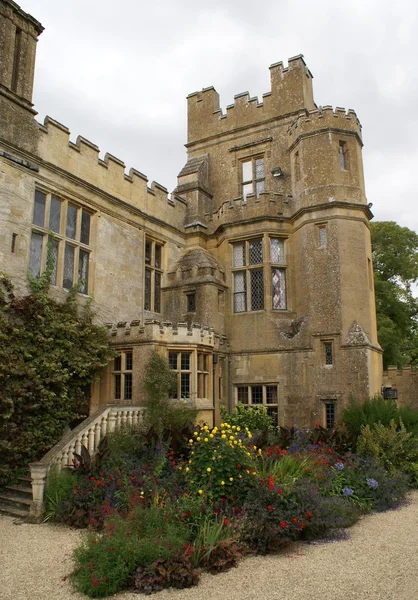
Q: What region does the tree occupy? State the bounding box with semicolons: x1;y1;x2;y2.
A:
0;271;114;484
371;221;418;369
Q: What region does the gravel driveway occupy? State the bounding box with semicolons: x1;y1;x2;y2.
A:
1;491;418;600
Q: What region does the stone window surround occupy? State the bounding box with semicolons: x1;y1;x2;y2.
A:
30;188;92;294
168;348;213;403
234;383;279;426
144;236;164;313
112;349;133;402
231;234;287;313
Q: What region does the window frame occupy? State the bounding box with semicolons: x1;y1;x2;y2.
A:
112;350;133;402
240;155;265;201
168;349;213;402
144;237;163;313
231;237;264;313
323;401;336;429
234;383;279;427
30;189;92;294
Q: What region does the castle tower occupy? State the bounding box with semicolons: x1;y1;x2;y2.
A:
177;56;382;427
0;0;43;152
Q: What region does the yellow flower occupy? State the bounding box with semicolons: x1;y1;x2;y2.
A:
204;438;209;442
258;448;262;455
234;441;238;445
198;490;203;495
189;459;192;464
178;466;182;471
221;481;225;486
248;433;252;439
236;427;241;432
197;437;201;441
194;432;198;436
229;436;234;441
191;451;195;455
209;433;214;438
212;457;216;461
185;467;189;472
238;474;242;479
189;439;193;444
229;477;233;482
221;434;227;439
253;445;257;450
231;425;236;430
207;467;211;472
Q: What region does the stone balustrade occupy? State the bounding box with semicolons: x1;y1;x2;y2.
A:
29;405;144;521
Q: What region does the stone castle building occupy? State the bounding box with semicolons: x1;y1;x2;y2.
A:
0;0;384;428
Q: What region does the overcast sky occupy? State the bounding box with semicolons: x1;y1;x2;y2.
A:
24;0;418;234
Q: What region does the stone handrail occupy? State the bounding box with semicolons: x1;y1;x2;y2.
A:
29;405;144;521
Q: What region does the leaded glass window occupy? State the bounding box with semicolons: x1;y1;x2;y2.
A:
324;342;333;365
249;238;263;265
49;196;61;233
237;386;249;404
272;268;286;310
250;269;264;311
233;271;247;312
251;386;263;404
233;242;245;268
319;226;327;247
29;232;43;278
33;191;46;227
63;244;75;289
144;268;152;310
31;191;92;293
325;402;336;429
66;203;77;239
270;238;285;264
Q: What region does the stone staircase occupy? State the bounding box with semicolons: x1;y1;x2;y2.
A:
0;476;32;520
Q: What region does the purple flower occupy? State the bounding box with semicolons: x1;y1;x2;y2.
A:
334;462;344;471
366;478;379;489
342;487;354;496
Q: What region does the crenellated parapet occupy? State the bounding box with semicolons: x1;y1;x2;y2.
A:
288;106;362;149
382;365;418;410
36;116;185;224
187;55;316;145
206;191;292;231
104;319;228;350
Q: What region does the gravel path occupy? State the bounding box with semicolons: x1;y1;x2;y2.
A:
1;492;418;600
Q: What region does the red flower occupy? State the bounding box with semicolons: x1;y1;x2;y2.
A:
184;511;191;518
267;505;274;512
277;488;283;495
280;521;287;528
292;517;298;523
236;464;242;469
306;511;312;518
223;519;229;525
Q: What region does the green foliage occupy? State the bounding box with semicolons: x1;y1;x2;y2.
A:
133;551;200;595
342;395;418;438
44;466;78;522
220;403;274;431
142;350;197;445
371;221;418;368
0;274;114;484
257;453;311;485
357;420;418;484
185;423;256;501
191;514;233;567
71;504;191;597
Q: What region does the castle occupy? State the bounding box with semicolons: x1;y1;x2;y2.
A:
0;0;385;428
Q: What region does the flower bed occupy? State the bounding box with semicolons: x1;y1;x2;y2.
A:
46;419;415;597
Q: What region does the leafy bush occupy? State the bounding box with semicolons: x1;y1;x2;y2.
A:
142;350;197;449
185;423;257;502
220;403;274;432
357;420;418;484
0;272;114;484
341;395;418;438
133;550;200;595
44;466;77;522
71;505;190;597
257;453;311;485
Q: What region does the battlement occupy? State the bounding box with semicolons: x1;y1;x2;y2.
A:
382;365;418;410
187;55;316;145
206;191;292;231
37;116;184;224
104;319;227;349
288;106;362;147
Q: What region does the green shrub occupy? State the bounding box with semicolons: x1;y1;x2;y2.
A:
220;403;274;432
257;453;311;485
71;504;190;597
191;514;233;567
185;423;257;502
357;419;418;484
342;395;398;436
44;466;77;522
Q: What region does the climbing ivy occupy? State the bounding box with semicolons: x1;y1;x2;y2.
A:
0;271;114;484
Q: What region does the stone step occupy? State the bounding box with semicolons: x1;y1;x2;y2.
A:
17;476;32;486
0;502;29;519
0;492;32;512
5;484;32;497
